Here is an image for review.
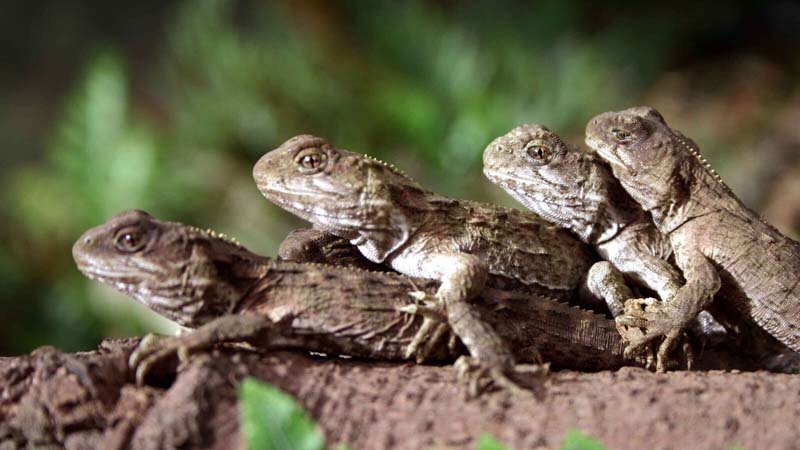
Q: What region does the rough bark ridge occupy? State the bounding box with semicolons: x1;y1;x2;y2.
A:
1;338;797;450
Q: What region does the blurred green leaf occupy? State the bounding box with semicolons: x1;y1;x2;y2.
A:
238;378;325;450
50;51;160;225
475;433;511;450
560;429;608;450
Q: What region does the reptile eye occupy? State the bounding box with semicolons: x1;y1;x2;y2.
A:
612;128;633;143
524;142;552;166
295;147;328;173
114;228;146;253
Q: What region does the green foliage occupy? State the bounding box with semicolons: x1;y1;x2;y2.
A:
559;429;608;450
0;50;164;354
51;52;160;227
238;378;325;450
473;430;609;450
160;0;640;196
475;433;511;450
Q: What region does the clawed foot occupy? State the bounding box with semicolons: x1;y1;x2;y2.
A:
454;356;548;398
399;294;454;362
615;298;693;372
129;333;193;385
398;293;447;322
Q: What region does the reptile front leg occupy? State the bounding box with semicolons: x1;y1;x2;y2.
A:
617;248;720;371
585;261;636;317
584;261;660;369
401;252;543;393
129;314;275;384
277;228;387;271
402;253;490;360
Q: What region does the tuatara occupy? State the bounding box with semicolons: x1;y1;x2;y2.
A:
72;210;651;394
483;124;726;368
252;134;642;384
585;106;800;367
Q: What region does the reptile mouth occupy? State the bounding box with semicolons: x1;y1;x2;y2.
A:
488;172;582;206
264;194;366;230
257;183;342;200
76;264;142;284
483;169;538;187
589;143;626;172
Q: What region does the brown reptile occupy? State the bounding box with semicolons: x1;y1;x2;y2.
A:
483;123;727;370
73;210;655;394
251;134;655;385
585;106;800;369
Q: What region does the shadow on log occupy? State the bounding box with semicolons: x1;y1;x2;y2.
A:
1;338;798;450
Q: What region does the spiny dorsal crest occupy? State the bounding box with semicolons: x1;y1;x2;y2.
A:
672;132;787;237
672;132;733;194
362;153;418;184
187;225;243;248
286;259;397;277
675;132;788;234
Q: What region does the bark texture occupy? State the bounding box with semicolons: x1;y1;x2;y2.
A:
1;339;797;450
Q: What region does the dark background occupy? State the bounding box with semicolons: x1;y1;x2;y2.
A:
2;0;800;355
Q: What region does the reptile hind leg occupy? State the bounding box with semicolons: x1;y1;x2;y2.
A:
401;252;547;393
446;299;548;396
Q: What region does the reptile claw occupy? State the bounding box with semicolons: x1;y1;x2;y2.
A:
398;304;419;314
408;290;427;301
404;318;438;361
615;298;695;371
398;302;447;322
129;333;190;385
128;334;163;369
454;356;547;398
401;295;451;361
135;363;150;386
616;315;650;329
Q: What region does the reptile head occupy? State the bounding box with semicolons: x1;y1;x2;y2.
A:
483;123;587;201
73;210;257;327
585;106;685;211
254;135;423;260
483;124;635;243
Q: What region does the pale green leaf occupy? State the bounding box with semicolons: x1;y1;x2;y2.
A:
238;378;325;450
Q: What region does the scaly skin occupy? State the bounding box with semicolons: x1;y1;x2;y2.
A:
483;124;726;368
277;228;388;272
585;106;800;366
252;135;607;381
72;210;651;394
483;124;679;308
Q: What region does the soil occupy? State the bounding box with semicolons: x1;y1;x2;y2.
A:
1;338;797;450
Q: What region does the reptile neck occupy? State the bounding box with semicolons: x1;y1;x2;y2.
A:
651;160;740;234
